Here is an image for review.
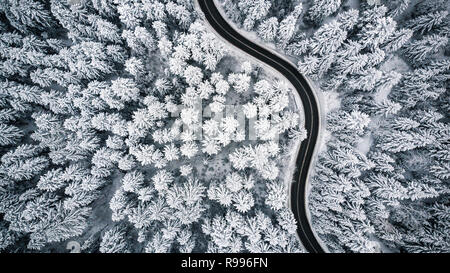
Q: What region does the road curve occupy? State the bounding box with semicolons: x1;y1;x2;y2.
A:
196;0;324;253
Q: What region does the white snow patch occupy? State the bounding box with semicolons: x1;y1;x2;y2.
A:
356;133;373;156
375;55;410;103
321;90;341;113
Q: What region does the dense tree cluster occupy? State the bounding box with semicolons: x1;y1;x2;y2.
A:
0;0;304;253
222;0;449;252
308;0;449;253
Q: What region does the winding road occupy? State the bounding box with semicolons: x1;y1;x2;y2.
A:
196;0;324;253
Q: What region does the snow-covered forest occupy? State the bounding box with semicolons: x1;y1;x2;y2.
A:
0;0;307;253
0;0;448;254
220;0;449;252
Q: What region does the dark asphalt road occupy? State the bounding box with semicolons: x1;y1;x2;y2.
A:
197;0;324;253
